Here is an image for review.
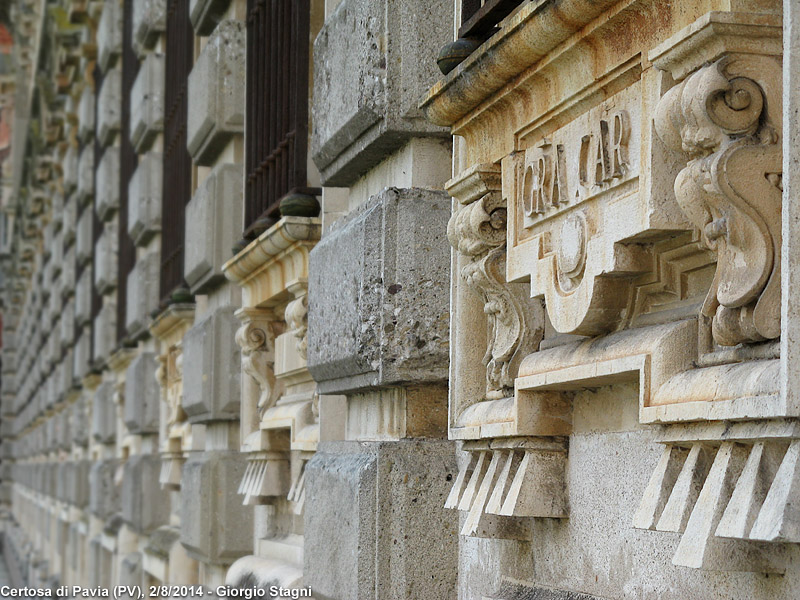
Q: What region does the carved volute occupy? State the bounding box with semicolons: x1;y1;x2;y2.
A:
446;165;544;400
654;56;782;346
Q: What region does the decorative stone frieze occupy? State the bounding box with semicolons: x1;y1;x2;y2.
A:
123;352;161;435
96;0;122;72
190;0;232;35
125;251;160;336
97;70;121;147
182;306;241;423
184;163;243;293
93;217;118;293
128;152;163;245
186;20;245;165
130;54;165;152
307;188;450;394
311;0;452;185
130;0;166;52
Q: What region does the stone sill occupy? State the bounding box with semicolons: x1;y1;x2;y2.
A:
223;217;321;305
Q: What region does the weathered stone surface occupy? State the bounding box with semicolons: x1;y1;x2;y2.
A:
182;306;241;422
92;382;117;444
307;188;451;394
89;459;120;520
125;251;160;336
66;460;91;508
94;218;118;293
93;300;117;364
187;20;245;165
132;0;166;55
190;0;232;35
123;352;161;434
78;87;95;144
180;451;252;564
72;326;91;381
184;163;243;293
304;440;458;600
75;206;93;266
97;0;122;73
122;455;170;534
311;0;451;185
128;152;163;246
75;268;92;326
97;69;121;147
96;147;120;223
76;145;94;207
130;54;165;152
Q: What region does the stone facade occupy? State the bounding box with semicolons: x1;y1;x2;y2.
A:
2;0;800;599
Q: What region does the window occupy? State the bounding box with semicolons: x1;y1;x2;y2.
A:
459;0;524;39
159;0;193;305
244;0;316;237
117;0;138;344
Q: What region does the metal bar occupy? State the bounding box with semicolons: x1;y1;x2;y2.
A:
458;0;522;39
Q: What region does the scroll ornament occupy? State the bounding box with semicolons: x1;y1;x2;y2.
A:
654;56;782;346
448;192;543;398
235;320;280;415
285;295;309;360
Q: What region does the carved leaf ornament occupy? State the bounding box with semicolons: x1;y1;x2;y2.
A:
654;56;781;346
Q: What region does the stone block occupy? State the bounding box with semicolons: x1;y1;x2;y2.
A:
67;460;91;508
190;0;231;35
97;0;122;72
75;268;92;327
311;0;451;186
60;247;76;302
78;87;95;144
182;306;241;422
76;146;94;208
130;54;164;152
62;147;78;193
304;440;458;600
307;188;451;394
184;163;243;292
96;147;120;222
187;20;245;165
73;326;91;381
118;553;143;598
63;194;77;247
128;152;162;245
123;352;160;434
93;300;117;364
72;397;89;447
89;459;120;520
76;205;93;265
180;451;252;564
125;251;160;336
133;0;166;54
97;69;121;146
92;381;117;444
94;218;119;293
122;455;170;534
60;350;74;396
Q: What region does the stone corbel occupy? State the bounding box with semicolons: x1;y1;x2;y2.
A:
653;44;781;348
235;308;283;435
446;163;544;401
284;294;308;361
